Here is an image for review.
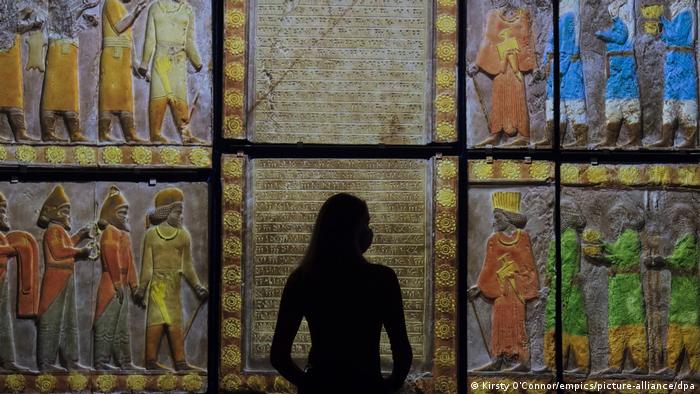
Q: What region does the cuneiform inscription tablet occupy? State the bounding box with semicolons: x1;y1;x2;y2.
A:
251;0;431;144
247;159;430;369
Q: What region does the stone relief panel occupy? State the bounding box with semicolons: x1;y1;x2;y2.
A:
467;160;554;388
466;0;551;148
0;182;209;393
0;0;212;168
573;0;699;150
219;155;459;393
222;0;458;143
558;163;700;387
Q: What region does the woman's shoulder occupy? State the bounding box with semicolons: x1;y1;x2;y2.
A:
363;261;399;281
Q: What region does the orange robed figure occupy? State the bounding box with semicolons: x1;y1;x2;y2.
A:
0;192;39;372
93;186;140;370
468;192;539;372
474;5;536;147
36;185;93;372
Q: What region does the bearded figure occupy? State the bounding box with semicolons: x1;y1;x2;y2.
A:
93;186;140;370
36;185;93;372
0;192;39;372
134;187;208;371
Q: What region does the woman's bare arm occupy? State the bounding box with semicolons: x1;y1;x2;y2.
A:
270;272;307;387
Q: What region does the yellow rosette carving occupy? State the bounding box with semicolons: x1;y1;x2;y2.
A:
586;166;608;184
274;376;295;393
224;184;244;204
225;63;245;82
435;346;455;368
103;146;123;165
225;9;245;28
157;374;178;392
246;375;267;392
222;345;242;368
436;121;456;140
182;374;204;392
436;239;456;260
223;317;242;338
221;374;242;391
188;148;211;167
223;292;242;312
436;214;456;234
160;147;181;165
223;266;242;287
131;146;153;165
126;375;148;391
437;160;457;180
647;165;672;185
67;373;88;391
95;374;117;393
435;264;456;287
436;42;456;62
4;375;25;393
45;146;66;164
435;318;455;340
435;291;455;313
435;94;455;113
15;145;37;163
225;116;244;137
618;166;640;186
225;90;244;109
434;376;457;394
226;36;245;55
561;163;579;184
436;69;455;89
223;158;244;178
529;162;551;180
224;211;243;232
436;188;456;208
75;146;96;166
471;160;494;180
436;15;457;33
35;375;57;393
499;161;521;180
224;237;243;258
0;146;7;161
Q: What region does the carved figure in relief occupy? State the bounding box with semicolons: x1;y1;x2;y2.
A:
93;186;141;370
133;187;208;371
648;0;698;148
0;1;43;142
36;185;94;372
98;0;148;143
594;0;642;148
41;0;99;142
541;199;589;373
586;200;647;375
0;192;39;372
137;0;204;144
468;192;540;372
646;204;700;379
471;0;536;147
538;0;589;148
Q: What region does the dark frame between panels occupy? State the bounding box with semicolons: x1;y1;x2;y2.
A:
0;0;698;393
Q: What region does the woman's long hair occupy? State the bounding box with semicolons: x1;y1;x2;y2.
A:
300;193;370;272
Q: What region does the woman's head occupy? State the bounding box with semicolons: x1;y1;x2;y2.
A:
301;193;373;270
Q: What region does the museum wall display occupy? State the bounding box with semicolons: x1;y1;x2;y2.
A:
0;182;209;393
220;155;458;393
222;0;458;144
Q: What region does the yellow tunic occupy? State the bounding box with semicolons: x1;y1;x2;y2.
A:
42;39;79;112
0;35;24;109
99;0;134;113
141;1;202;103
139;224;202;327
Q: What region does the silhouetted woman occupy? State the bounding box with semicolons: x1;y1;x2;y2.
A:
270;193;412;394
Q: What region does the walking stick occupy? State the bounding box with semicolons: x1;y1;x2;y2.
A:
185;297;208;339
469;297;492;358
